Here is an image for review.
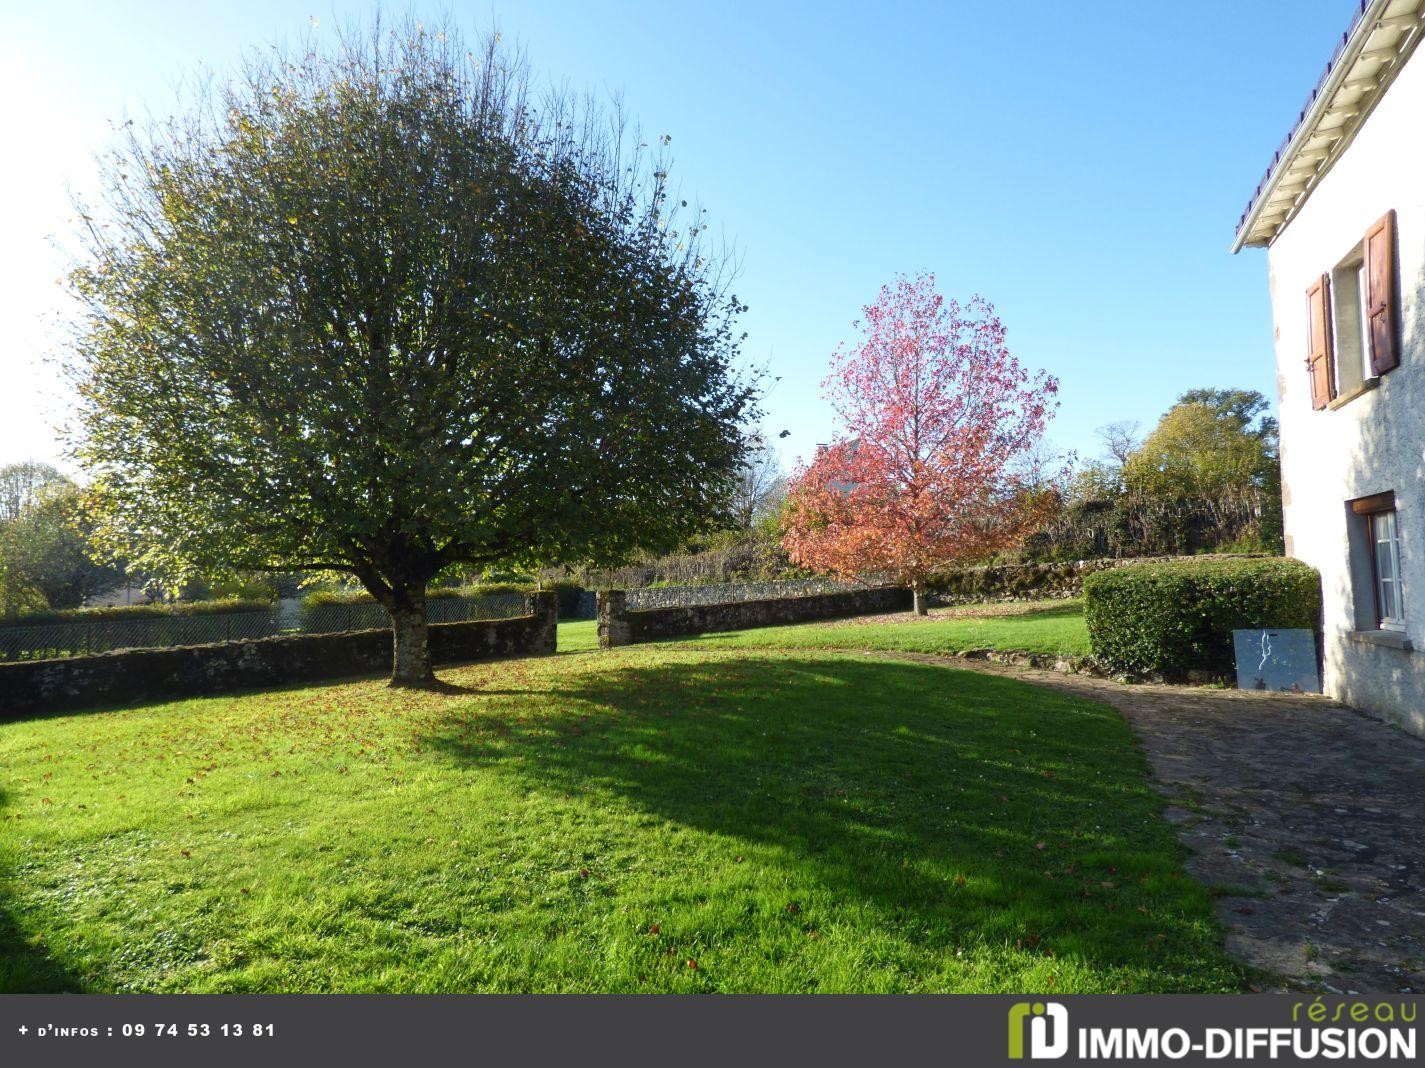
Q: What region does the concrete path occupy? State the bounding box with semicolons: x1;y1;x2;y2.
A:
873;652;1425;993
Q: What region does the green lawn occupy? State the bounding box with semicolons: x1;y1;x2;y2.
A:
0;630;1238;993
681;599;1090;657
557;618;599;652
557;600;1088;659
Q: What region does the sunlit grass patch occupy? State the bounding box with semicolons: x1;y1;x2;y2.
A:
0;642;1233;993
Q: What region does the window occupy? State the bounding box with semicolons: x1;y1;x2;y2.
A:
1351;491;1406;631
1305;210;1399;410
1371;509;1405;629
1329;253;1372;395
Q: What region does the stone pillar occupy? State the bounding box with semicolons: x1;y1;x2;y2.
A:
597;590;631;649
530;591;558;654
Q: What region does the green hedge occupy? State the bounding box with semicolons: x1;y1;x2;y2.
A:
1083;558;1321;678
542;580;587;618
300;582;535;609
0;598;274;627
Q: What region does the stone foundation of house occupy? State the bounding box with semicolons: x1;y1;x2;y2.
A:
1327;631;1425;737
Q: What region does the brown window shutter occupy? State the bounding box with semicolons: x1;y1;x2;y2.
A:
1306;274;1335;410
1365;209;1399;375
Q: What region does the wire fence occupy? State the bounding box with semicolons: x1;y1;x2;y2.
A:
0;593;532;663
625;577;877;611
0;611;281;663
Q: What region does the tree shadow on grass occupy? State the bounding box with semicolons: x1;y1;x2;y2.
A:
420;655;1237;988
0;786;87;993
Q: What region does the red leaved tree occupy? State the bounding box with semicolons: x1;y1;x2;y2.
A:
782;274;1061;614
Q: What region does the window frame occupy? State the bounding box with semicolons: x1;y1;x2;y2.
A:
1366;507;1406;631
1307;210;1398;411
1328;252;1375;399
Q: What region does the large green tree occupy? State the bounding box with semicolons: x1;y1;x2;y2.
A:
69;22;754;684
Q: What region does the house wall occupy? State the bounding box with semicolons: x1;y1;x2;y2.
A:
1266;46;1425;733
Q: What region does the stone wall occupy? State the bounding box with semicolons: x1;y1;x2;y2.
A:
0;593;556;719
597;586;911;647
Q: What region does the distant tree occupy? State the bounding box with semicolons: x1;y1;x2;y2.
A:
728;429;786;530
0;462;68;523
1122;388;1282;554
781;274;1061;614
1124;392;1277;504
1021;389;1283;562
0;529;47;617
1063;461;1122;506
1013;437;1074;494
1096;420;1141;470
1176;388;1277;445
0;477;119;614
68;21;754;685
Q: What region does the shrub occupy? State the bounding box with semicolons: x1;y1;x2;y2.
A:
297;583;536;633
470;582;536;598
1083;557;1321;678
542;580;588;618
570;532;804;589
300;582;534;610
1;598;273;627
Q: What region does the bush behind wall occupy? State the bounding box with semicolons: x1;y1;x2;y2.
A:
1;598;274;627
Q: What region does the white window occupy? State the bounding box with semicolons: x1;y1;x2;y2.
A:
1370;508;1405;629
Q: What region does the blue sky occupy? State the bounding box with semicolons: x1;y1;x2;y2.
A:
0;0;1358;473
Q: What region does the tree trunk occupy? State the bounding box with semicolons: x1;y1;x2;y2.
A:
911;578;928;616
389;597;435;688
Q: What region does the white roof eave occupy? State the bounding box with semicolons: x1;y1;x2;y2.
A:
1232;0;1424;253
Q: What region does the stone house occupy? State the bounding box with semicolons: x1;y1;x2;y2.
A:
1233;0;1424;731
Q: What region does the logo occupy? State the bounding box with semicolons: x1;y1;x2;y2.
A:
1008;1002;1069;1060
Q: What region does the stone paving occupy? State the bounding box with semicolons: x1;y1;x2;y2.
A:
873;651;1425;993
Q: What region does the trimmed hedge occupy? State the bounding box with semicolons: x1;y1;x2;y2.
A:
1083;557;1321;678
1;598;274;627
300;583;534;609
542;580;588;619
